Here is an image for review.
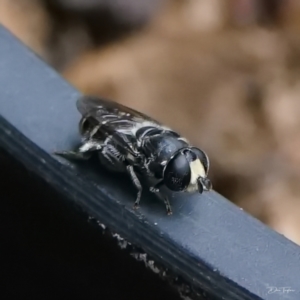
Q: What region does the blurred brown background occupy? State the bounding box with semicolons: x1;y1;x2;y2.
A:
2;0;300;245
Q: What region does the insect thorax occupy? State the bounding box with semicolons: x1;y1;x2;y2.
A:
140;130;189;179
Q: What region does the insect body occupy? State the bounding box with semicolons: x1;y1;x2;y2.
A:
55;96;212;215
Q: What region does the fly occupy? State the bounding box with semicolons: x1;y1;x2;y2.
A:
55;96;212;215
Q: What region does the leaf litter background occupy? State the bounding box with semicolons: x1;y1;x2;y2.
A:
2;0;300;245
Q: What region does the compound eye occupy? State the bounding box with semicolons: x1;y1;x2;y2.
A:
164;153;191;191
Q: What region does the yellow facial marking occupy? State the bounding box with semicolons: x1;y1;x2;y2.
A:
189;159;206;184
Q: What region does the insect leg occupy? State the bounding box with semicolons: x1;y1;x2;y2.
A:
55;140;102;160
126;165;142;209
150;181;172;215
163;197;173;215
55;150;91;160
149;180;164;193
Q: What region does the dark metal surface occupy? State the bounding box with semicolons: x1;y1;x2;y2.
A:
0;148;182;300
0;24;300;300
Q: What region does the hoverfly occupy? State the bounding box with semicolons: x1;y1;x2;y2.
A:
55;96;212;215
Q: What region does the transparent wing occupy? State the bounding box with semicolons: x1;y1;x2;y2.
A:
76;95;161;157
77;95;160;128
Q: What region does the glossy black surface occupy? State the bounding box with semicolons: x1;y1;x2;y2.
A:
0;24;300;299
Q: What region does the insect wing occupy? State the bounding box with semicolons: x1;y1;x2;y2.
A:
76;96;160;157
77;96;157;123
